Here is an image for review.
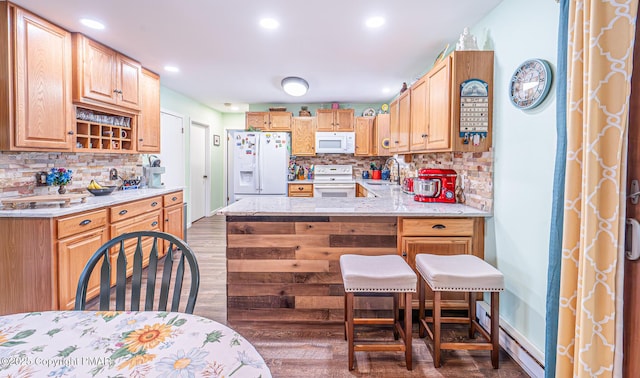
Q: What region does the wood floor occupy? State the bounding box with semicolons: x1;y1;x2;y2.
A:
183;215;531;377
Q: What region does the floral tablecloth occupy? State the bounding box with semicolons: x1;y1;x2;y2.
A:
0;311;271;377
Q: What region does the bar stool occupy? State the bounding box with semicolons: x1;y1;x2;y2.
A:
339;254;417;371
415;254;504;368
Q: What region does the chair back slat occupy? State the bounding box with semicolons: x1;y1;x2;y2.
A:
130;236;144;311
145;238;160;311
75;231;200;314
99;253;111;310
158;243;175;311
115;241;127;311
171;253;186;312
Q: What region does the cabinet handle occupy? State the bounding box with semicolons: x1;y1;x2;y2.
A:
402;251;407;257
113;89;119;94
139;138;144;141
67;130;74;135
172;196;178;201
165;219;169;222
298;187;304;191
119;209;128;216
151;221;158;227
432;224;446;229
394;141;399;144
151;201;158;207
422;134;427;138
79;219;92;226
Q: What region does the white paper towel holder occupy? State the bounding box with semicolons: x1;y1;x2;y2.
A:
626;218;640;260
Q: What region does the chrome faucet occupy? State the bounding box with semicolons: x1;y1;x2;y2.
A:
385;157;401;185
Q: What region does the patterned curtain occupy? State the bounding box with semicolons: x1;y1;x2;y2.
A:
556;1;638;377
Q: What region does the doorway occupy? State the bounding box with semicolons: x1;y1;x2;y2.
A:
190;120;210;223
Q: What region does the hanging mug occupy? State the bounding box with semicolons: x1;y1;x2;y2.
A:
120;130;128;139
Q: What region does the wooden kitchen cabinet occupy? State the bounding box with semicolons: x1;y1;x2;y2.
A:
316;109;354;131
288;183;313;197
72;33;141;112
245;111;292;131
416;51;494;153
389;99;399;154
163;191;184;251
0;3;74;151
137;68;161;152
56;209;109;310
398;217;484;310
372;113;391;157
291;116;316;156
409;77;429;151
356;184;369;197
354;117;374;156
397;91;411;153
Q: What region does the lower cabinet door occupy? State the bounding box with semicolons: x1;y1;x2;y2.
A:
109;210;162;280
163;204;184;254
403;236;472;309
57;227;109;310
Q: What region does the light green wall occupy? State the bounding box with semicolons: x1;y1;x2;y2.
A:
250;103;386;117
471;0;559;355
160;86;226;216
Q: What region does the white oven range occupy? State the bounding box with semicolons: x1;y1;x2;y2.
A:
313;165;355;198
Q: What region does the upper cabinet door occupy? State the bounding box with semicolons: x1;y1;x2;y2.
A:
426;57;452;151
12;6;74;150
80;36;118;105
117;55;141;110
138;68;160;152
335;109;354;131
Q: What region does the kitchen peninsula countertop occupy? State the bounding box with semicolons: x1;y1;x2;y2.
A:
220;180;491;217
0;187;184;218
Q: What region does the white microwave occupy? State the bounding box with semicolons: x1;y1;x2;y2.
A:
315;132;355;154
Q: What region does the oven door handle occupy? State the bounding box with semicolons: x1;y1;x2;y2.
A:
314;185;355;189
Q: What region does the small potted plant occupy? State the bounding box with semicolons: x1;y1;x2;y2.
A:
47;167;73;194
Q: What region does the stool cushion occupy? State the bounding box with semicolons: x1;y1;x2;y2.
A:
416;254;504;292
340;254;417;293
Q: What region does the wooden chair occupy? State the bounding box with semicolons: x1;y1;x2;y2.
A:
339;254;417;371
75;231;200;314
416;253;504;368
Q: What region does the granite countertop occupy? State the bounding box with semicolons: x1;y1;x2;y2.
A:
0;187;184;218
219;179;491;217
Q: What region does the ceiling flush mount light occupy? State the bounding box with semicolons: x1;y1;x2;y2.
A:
281;77;309;97
164;65;180;73
365;16;385;28
259;18;279;29
80;18;105;30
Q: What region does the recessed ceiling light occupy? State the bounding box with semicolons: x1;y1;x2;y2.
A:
231;106;240;111
365;17;385;28
259;18;279;29
382;87;391;94
80;18;105;30
164;66;180;73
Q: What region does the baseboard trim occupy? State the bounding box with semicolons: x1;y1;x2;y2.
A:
477;301;545;378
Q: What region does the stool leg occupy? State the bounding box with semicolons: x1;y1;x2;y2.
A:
404;292;413;370
434;290;442;368
347;292;355;370
344;293;347;341
469;291;477;339
491;291;500;369
419;277;426;338
393;293;399;340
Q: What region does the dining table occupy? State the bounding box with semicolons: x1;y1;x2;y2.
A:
0;310;271;377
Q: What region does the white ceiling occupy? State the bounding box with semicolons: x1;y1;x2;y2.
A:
11;0;503;112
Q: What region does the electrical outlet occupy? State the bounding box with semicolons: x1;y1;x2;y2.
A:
35;171;48;186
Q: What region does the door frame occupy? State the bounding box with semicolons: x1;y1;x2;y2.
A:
189;119;211;224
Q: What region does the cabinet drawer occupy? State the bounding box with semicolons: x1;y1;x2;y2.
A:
401;218;474;237
163;191;183;207
57;209;108;239
288;184;313;196
109;196;162;222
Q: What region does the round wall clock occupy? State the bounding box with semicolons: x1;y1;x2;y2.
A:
509;59;552;110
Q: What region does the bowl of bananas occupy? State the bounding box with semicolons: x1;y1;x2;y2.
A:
87;180;117;196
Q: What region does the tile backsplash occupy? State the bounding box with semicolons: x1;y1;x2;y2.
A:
294;151;493;211
0;152;142;198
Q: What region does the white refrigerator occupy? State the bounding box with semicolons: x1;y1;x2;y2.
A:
227;131;290;203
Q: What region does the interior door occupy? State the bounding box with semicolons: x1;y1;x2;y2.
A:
159;111;185;189
189;122;208;223
624;24;640;376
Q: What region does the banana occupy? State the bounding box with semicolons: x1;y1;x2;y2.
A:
88;180;103;190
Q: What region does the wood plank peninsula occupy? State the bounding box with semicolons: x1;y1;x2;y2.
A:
219;182;491;323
